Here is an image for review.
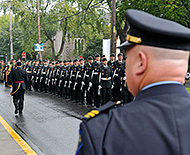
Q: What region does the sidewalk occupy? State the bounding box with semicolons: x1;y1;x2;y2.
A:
0;115;37;155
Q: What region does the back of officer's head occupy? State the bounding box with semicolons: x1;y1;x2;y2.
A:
16;62;22;67
120;9;190;97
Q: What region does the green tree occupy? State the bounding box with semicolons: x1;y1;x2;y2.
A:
116;0;190;47
83;38;102;60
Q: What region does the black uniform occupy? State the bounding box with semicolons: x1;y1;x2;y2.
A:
26;64;32;91
84;62;93;106
112;60;125;102
76;84;190;155
32;65;39;91
8;66;28;114
77;64;85;104
91;61;102;108
100;65;113;105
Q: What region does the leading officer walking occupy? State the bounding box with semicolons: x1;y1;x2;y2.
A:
9;62;28;115
76;9;190;155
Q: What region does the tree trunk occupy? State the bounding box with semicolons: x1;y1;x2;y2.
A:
55;18;68;60
42;26;55;59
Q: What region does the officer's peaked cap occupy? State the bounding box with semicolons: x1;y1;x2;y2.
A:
117;9;190;51
95;54;100;57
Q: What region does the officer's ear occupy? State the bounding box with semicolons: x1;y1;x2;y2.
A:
136;51;147;76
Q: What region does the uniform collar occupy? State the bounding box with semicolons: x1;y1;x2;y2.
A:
135;84;188;101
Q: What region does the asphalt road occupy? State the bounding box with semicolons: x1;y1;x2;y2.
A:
0;83;90;155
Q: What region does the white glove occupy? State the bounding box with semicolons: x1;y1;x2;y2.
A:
111;85;114;89
89;82;92;87
82;81;85;85
65;81;67;84
10;88;13;92
69;81;72;84
98;85;102;90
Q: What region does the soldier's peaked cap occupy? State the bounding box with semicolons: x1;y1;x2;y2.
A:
95;54;100;57
88;56;93;60
73;59;78;63
117;9;190;51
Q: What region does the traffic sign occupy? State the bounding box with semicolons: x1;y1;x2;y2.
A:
22;52;26;58
35;43;43;51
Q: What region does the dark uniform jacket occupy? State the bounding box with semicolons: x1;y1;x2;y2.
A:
9;67;28;91
100;65;112;89
76;84;190;155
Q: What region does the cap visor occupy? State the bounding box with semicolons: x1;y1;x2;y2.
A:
117;41;134;49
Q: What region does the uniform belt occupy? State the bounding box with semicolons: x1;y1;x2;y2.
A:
72;75;75;77
78;75;82;78
14;81;24;83
27;71;32;73
101;77;111;80
114;74;118;76
42;72;46;74
94;72;99;75
85;75;89;77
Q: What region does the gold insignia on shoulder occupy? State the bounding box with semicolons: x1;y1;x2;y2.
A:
84;110;100;119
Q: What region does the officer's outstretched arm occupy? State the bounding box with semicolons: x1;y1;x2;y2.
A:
76;122;95;155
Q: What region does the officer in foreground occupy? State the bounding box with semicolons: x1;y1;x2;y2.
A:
8;62;28;115
76;9;190;155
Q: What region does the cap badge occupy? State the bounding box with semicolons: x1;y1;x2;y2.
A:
126;34;142;43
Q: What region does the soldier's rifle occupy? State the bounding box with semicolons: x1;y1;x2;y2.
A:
73;71;79;90
98;72;101;96
81;71;86;90
68;70;73;88
87;70;94;92
112;69;117;89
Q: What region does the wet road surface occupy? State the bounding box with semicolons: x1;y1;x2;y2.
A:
0;83;90;155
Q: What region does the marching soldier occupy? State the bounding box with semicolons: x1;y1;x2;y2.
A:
40;60;49;92
107;53;115;71
48;62;54;94
77;58;85;105
37;60;44;92
8;62;28;115
92;54;102;108
0;61;3;83
100;58;113;105
71;59;79;102
57;61;64;97
32;60;39;91
26;60;32;91
112;53;125;101
4;61;12;87
84;56;93;107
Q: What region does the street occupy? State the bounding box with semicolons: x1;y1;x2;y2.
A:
0;83;90;155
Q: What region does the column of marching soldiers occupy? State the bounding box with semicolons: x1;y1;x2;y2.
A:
2;53;134;108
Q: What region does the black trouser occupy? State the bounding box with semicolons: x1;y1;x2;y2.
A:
93;84;100;107
27;75;32;90
112;83;121;102
13;88;25;112
33;76;39;91
78;82;84;104
102;88;112;105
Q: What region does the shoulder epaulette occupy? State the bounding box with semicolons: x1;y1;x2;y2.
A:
83;101;122;120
